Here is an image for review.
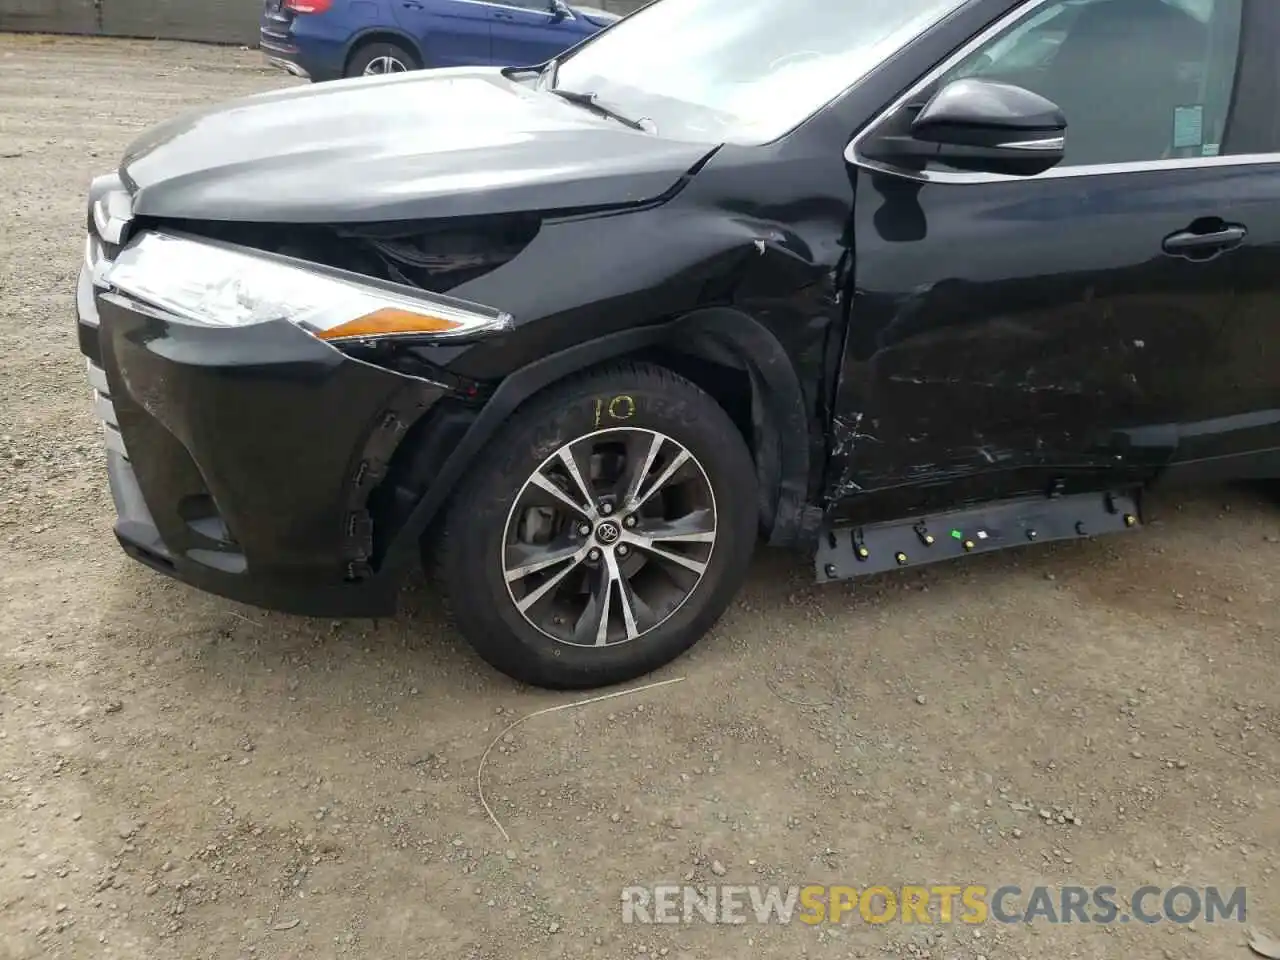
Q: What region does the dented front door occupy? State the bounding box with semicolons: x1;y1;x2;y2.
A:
824;163;1239;518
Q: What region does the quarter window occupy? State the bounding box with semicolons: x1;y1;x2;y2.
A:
941;0;1244;166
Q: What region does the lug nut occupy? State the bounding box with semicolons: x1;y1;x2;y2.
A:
600;502;614;515
578;523;591;536
623;515;636;528
617;544;629;557
589;548;602;561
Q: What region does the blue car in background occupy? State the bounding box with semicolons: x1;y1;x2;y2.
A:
261;0;620;82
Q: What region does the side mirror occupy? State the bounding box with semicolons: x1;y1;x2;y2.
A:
863;78;1066;177
549;0;572;20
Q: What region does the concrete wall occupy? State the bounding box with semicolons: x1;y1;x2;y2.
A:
1;0;99;36
0;0;648;46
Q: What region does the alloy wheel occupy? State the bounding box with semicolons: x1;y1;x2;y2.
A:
363;56;407;76
502;427;718;648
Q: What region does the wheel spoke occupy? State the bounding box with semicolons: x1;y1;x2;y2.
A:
558;443;597;513
627;538;709;576
633;449;690;510
504;542;584;584
515;547;589;613
572;563;614;646
594;574;614;646
528;471;593;518
604;550;641;641
636;509;716;544
619;431;664;506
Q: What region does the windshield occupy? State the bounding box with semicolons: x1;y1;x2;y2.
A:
550;0;970;145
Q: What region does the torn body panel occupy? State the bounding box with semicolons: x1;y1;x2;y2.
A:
139;143;846;548
388;150;849;546
156;213;547;296
88;286;449;616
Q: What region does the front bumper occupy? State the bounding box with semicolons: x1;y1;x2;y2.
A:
76;256;447;617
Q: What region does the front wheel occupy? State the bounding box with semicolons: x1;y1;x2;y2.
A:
434;363;758;689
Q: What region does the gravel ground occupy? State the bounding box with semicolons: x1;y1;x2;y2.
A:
2;33;1279;960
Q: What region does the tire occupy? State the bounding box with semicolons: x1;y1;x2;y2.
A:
345;41;418;79
434;362;758;689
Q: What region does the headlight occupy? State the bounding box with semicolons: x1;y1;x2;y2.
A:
102;230;512;342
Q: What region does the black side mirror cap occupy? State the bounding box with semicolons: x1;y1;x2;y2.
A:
912;77;1065;139
861;78;1067;178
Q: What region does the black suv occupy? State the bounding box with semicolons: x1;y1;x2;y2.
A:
78;0;1280;688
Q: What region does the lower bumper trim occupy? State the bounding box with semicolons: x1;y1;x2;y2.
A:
265;55;311;80
107;449;167;556
103;423;128;458
113;518;400;618
107;431;398;618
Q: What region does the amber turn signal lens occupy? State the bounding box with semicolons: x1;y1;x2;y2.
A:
316;307;464;341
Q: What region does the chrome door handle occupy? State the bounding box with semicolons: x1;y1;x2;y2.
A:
1162;224;1247;259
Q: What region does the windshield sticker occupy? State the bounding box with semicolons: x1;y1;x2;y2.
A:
1173;104;1204;150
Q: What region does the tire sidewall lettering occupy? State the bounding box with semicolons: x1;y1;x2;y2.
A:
492;389;696;483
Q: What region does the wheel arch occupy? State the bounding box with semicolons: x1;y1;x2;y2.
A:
656;307;816;547
379;307;819;577
343;28;424;74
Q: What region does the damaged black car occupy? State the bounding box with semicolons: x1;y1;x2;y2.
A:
78;0;1280;688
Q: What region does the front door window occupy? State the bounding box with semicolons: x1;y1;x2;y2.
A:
940;0;1245;166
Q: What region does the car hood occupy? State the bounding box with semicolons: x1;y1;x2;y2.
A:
120;68;717;224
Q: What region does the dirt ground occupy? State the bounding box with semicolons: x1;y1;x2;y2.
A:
1;33;1278;960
